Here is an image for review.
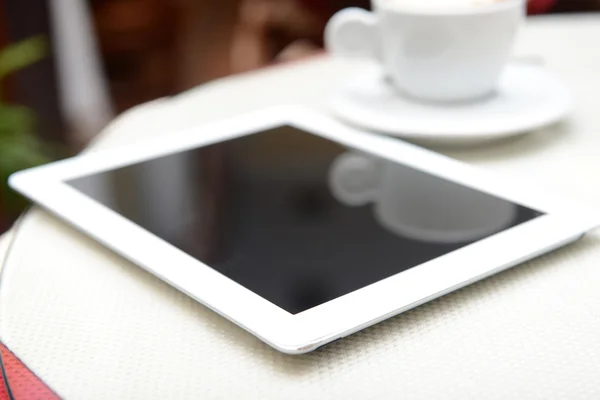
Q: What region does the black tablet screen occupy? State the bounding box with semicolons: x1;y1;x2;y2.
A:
68;126;542;314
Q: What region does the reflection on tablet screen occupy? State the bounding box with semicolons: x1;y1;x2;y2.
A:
68;126;543;314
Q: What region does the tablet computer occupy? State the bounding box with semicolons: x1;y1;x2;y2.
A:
9;107;599;354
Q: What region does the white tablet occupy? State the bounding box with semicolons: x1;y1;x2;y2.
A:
9;107;599;354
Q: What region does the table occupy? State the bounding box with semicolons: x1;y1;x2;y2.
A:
2;15;600;399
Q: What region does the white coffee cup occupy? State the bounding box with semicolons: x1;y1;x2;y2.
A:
329;152;517;243
325;0;525;102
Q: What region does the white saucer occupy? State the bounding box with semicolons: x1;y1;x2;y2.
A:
330;63;573;145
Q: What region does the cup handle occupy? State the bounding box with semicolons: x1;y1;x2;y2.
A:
325;8;380;60
329;152;380;207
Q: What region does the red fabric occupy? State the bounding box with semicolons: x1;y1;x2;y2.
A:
528;0;557;14
1;343;59;400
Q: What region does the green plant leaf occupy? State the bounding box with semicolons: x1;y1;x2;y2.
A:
0;137;51;214
0;105;36;139
0;36;47;80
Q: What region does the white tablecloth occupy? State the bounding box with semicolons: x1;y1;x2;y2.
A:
2;15;600;399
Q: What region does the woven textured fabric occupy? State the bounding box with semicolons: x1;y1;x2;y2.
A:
1;16;600;399
1;234;58;399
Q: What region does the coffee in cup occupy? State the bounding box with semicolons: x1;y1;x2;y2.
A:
383;0;511;12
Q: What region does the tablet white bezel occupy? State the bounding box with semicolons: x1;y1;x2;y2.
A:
9;107;599;354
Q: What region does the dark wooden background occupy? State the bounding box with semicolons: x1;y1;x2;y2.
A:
0;0;599;142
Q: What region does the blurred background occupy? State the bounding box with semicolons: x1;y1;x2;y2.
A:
0;0;599;232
